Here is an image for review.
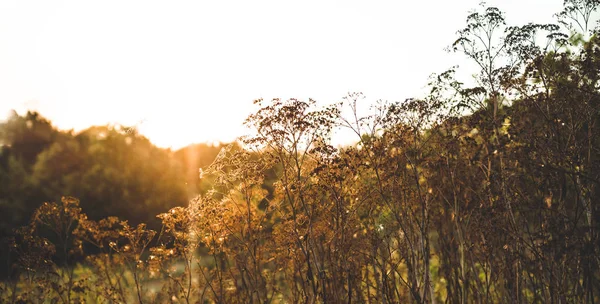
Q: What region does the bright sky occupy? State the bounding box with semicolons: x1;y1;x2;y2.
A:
0;0;563;149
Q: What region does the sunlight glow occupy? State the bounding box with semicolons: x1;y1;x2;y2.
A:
0;0;562;149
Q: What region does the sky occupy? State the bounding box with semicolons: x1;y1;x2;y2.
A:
0;0;564;149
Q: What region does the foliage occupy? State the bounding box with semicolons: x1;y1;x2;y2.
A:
1;1;599;303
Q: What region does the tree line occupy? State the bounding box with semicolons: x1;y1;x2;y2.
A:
0;112;225;274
